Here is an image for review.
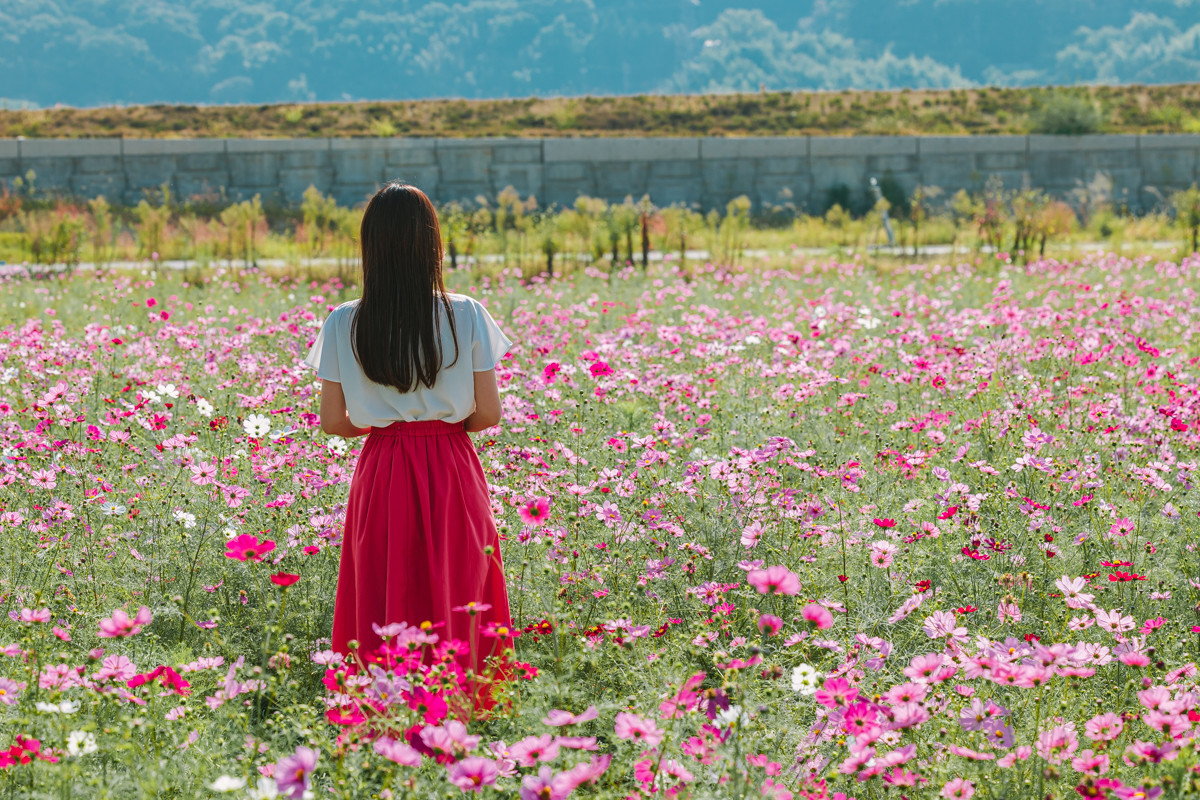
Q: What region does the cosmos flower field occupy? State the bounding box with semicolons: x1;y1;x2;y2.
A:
1;252;1199;800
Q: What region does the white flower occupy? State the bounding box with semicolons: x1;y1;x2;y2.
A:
173;509;197;529
208;775;247;792
37;699;79;714
196;398;215;417
243;414;271;438
101;501;127;516
246;777;313;800
66;730;97;756
714;704;746;728
0;367;18;385
791;664;821;695
743;335;762;345
325;437;349;456
155;383;179;399
142;391;160;404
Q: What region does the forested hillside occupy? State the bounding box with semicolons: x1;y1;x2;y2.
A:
3;0;1200;108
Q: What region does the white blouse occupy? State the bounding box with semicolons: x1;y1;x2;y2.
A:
302;293;513;427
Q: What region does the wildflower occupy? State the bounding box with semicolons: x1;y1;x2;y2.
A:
614;712;664;747
0;677;23;705
791;664;821;695
801;604;833;630
270;573;301;587
541;706;599;727
448;757;500;792
274;746;318;800
757;614;783;635
66;731;98;757
374;737;422;766
518;497;551;527
208;776;247;792
98;606;152;638
870;540;898;568
873;518;896;528
746;565;800;596
224;534;276;562
243;414;271;438
941;778;975;799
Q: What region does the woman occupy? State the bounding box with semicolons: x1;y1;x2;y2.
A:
303;183;515;715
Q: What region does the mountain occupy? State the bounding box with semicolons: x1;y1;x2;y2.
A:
2;1;1199;108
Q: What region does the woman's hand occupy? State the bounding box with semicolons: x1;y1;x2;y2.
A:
464;369;501;432
318;380;372;438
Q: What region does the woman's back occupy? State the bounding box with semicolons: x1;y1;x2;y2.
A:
304;292;511;428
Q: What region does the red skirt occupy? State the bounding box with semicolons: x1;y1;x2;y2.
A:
331;419;515;715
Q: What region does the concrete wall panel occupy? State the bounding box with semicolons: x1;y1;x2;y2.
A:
8;133;1194;213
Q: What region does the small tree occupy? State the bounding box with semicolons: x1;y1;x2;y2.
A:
1171;184;1200;253
637;195;656;271
440;202;469;270
87;195;113;268
721;195;752;264
909;185;942;257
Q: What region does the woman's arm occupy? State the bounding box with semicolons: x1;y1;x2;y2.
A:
464;369;502;433
318;379;372;438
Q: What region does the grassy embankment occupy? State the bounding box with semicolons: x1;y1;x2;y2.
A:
3;84;1200;139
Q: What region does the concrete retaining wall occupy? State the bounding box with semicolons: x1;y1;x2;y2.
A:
2;134;1198;213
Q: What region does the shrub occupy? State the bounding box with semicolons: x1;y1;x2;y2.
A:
1030;92;1104;135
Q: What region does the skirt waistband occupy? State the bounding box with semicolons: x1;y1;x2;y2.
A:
368;419;466;437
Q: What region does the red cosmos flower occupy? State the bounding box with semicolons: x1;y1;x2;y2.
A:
1024;634;1040;643
512;661;539;680
1171;418;1190;432
954;606;977;615
872;518;896;528
837;575;849;583
1100;560;1132;568
1107;572;1146;582
937;506;958;520
270;573;301;587
914;580;932;594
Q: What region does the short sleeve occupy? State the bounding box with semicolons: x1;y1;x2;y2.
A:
302;309;341;382
471;300;513;372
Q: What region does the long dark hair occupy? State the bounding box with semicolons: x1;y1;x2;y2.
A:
351;183;459;393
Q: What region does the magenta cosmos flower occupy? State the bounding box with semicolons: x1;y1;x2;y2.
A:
224;534;276;562
747;565;801;596
518;497;551;527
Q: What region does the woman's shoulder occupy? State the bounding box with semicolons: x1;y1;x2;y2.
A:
328;298;360;320
443;292;483;317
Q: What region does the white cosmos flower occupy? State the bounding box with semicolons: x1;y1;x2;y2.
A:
196;398;215;417
326;437;349;456
743;335;762;345
243;414;271;438
37;699;79;714
173;509;198;529
155;383;179;399
791;663;821;695
66;731;97;756
207;775;247;792
66;730;97;756
715;704;747;728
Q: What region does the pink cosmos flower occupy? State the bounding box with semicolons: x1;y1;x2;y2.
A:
374;737;422;766
449;757;500;792
757;614;783;635
869;540;898;568
275;746;318;800
941;778;975;799
519;766;574;800
746;565;800;596
15;608;51;623
541;706;599;727
98;606;152;638
0;676;23;705
508;735;559;767
614;712;664;747
224;534;276;562
801;604;834;630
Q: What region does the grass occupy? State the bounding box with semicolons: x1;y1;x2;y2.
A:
4;85;1200;140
